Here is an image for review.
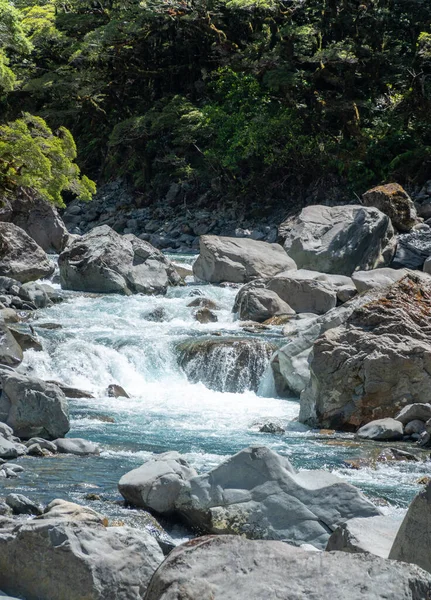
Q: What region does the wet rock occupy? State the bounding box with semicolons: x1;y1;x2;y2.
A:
300;274;431;430
258;422;285;434
362;183;419;232
0;437;26;460
404;420;426;435
352;268;408;293
233;286;295;322
280;205;395;276
389;480;431;573
24;438;58;453
177;337;277;393
392;229;431;269
59;225;180;295
395;403;431;425
326;514;402;558
193;307;218;323
417;431;431;447
0;323;23;367
0;511;164;600
356;419;404;441
8;324;42;352
144;306;168;322
0;309;19;324
0;223;55;283
0;371;69;440
187;297;219;310
18;282;52;309
45;381;94;399
193;235;296;284
387;448;419;461
262;315;294;325
173;263;193;279
175;446;381;549
54;438;100;456
118;451;197;514
26;443;48;456
107;384;130;398
35;322;62;330
6;494;42;516
144;534;431;600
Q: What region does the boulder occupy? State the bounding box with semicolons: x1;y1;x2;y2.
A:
392;229;431;269
18;282;52;309
194;307;218;323
144;535;431;600
352;268;409;293
0;223;54;283
395;403;431;424
0;371;69;440
280;205;396;276
40;499;104;526
5;494;42;516
54;438;100;456
362;183;419;232
174;446;380;549
46;381;94;399
177;337;277;393
232;286;295;322
0;324;23;367
193;235;296;284
300;274;431;429
356;418;404;441
118;452;197;514
107;384;129;398
326;515;402;558
405;420;426;435
0;437;26;460
1;190;70;253
0;516;164;600
59;225;180;295
8;324;42;352
389;481;431;573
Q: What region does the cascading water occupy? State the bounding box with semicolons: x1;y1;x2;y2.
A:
1;254;428;535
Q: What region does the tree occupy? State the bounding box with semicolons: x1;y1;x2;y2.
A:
0;113;96;206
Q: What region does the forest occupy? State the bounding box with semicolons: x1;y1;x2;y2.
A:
1;0;430;208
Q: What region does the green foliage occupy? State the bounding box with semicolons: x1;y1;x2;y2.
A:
0;113;96;206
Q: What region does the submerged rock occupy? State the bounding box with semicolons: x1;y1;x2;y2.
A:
174;446;381;549
59;225;180;295
193;235;296;284
300;273;431;430
107;384;130;398
280;205;396;276
54;438;100;456
118;452;197;514
144;534;431;600
177;337;277;393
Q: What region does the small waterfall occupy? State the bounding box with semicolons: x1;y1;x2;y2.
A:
177;337;278;393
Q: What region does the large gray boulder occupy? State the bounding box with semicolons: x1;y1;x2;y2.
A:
177;337;277;393
0;324;23;368
392;229;431;269
362;183;420;232
280;205;396;276
193;235;296;284
395;403;431;424
174;446;381;549
0;436;26;460
3;191;70;252
0;370;69;440
0;223;54;283
54;438;100;456
389;481;431;573
352;268;409;292
144;535;431;600
300;273;431;430
356;418;404;441
119;452;197;514
59;226;180;294
0;516;164;600
326;515;402;558
233;286;295;322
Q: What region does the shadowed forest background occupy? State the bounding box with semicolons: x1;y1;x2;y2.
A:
1;0;430;209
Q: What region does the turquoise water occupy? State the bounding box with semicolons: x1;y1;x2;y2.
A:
1;255;429;534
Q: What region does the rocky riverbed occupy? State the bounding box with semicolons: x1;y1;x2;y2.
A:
1;183;431;598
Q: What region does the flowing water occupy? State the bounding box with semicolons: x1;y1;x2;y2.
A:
1;254;429;537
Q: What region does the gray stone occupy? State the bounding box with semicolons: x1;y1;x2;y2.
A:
193;235;296;284
300;273;431;430
352;268;409;293
392;229;431;269
396;403;431;425
0;438;26;460
118;452;197;514
405;420;426;435
356;418;404;441
266;275;337;314
389;481;431;573
145;534;431;600
6;494;42;516
233;286;295;322
0;223;54;283
0;516;164;600
175;446;381;549
326;514;402;558
107;384;129;398
8;324;43;352
281;205;396;276
54;438;100;456
40;499;104;526
362;183;419;232
59;226;180;295
0;324;23;367
193;307;218;323
18;282;51;309
0;371;69;440
45;381;94;399
24;437;58;452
